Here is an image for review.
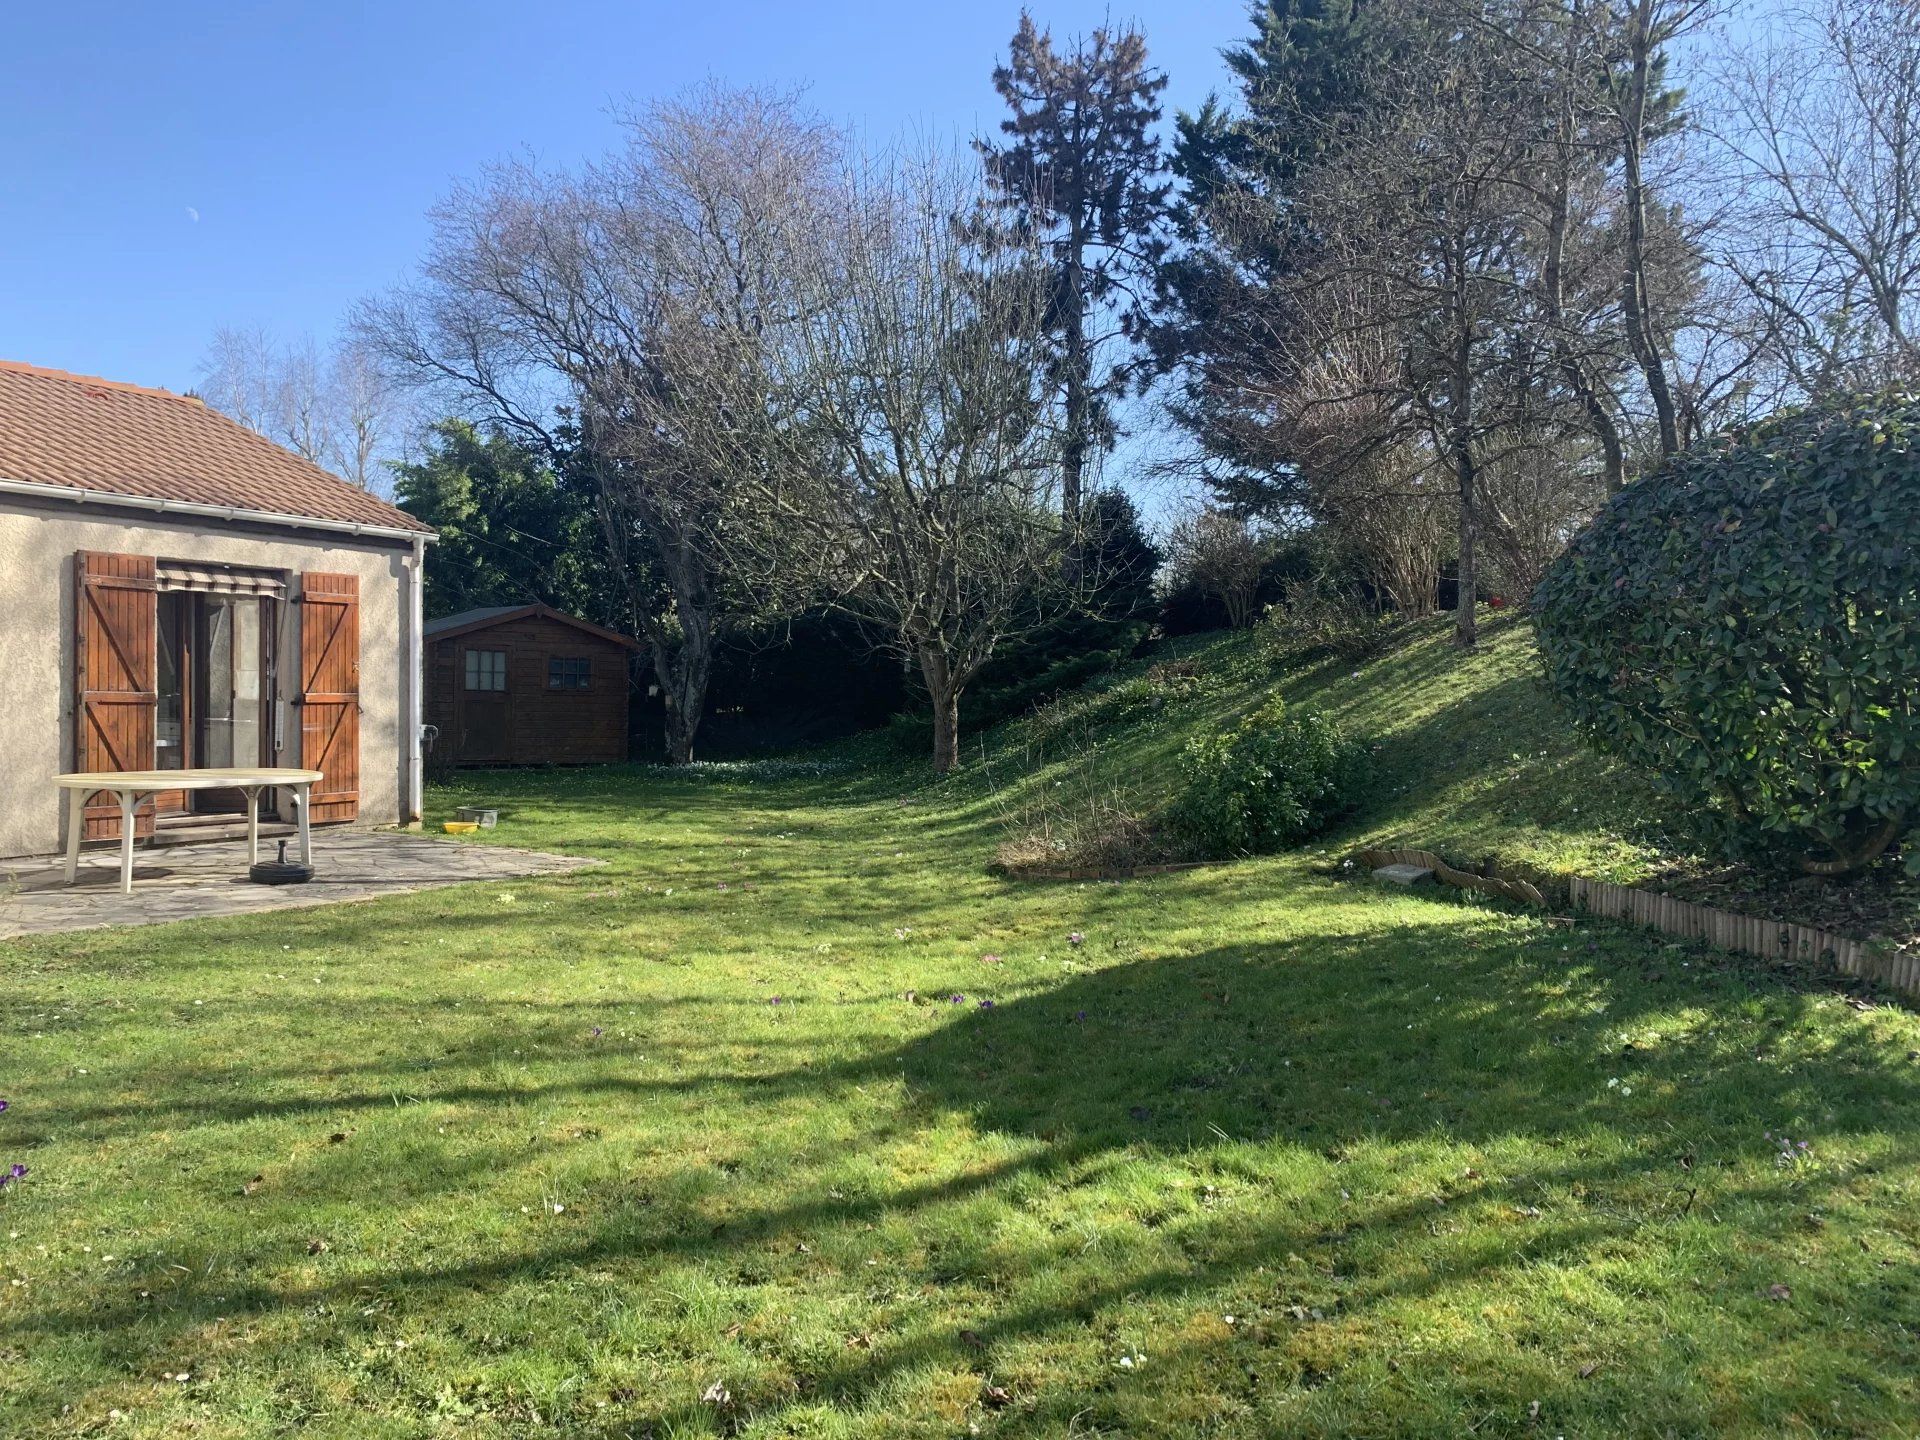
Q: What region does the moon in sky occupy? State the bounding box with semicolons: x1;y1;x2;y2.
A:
185;206;200;223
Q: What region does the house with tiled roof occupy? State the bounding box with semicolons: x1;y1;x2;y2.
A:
0;359;436;859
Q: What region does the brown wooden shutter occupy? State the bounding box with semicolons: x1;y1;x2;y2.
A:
74;551;159;841
298;571;360;822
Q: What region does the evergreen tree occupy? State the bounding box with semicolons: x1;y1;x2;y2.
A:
392;419;620;624
1151;0;1415;517
977;11;1171;535
1083;488;1162;623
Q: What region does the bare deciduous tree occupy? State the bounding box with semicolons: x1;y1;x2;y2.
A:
1164;505;1275;630
733;154;1080;773
197;327;400;491
361;85;834;763
197;326;279;437
1713;0;1920;389
1602;0;1721;461
1300;20;1551;648
331;341;396;491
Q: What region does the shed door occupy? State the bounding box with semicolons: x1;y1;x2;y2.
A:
75;550;159;841
298;571;360;822
456;643;512;764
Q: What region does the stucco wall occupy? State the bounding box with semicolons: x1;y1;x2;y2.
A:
0;497;414;859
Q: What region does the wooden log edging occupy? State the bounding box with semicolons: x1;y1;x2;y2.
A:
1565;875;1920;998
1352;841;1920;1001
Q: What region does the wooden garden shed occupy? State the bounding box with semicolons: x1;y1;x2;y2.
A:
424;604;640;766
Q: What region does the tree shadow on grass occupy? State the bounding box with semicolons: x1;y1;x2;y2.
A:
11;914;1920;1433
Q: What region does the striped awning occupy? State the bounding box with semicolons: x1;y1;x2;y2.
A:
155;560;287;597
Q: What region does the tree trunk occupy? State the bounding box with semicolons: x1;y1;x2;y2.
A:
1544;15;1629;494
653;615;712;766
592;473;712;766
1449;252;1479;650
1061;234;1090;581
1800;815;1904;877
1620;0;1681;462
664;703;699;765
918;645;962;774
1454;450;1478;649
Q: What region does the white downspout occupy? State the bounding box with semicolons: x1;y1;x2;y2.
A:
407;534;426;827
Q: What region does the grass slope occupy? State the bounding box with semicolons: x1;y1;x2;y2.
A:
970;611;1673;882
2;740;1918;1435
1271;613;1672;878
979;611;1920;938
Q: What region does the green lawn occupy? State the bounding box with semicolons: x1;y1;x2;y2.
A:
4;751;1919;1437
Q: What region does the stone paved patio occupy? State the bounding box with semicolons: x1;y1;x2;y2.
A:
0;829;599;938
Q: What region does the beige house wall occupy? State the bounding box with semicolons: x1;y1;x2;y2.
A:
0;496;416;859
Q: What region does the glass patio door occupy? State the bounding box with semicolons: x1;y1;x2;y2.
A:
154;591;272;815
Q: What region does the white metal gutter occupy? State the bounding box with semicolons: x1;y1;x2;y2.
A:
406;532;428;827
0;475;438;544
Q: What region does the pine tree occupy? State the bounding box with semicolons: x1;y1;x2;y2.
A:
976;11;1171;537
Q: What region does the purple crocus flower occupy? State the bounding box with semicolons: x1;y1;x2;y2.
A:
0;1099;9;1113
978;999;995;1010
1068;932;1085;947
950;993;965;1005
0;1163;25;1188
590;1026;604;1038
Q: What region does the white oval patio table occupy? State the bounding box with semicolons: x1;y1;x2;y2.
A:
52;769;325;896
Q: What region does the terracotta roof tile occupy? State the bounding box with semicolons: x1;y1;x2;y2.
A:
0;360;430;535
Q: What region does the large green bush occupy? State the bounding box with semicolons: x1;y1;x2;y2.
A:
1171;699;1365;857
1534;392;1920;876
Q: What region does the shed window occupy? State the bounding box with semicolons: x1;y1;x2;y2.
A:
464;649;507;691
548;656;592;690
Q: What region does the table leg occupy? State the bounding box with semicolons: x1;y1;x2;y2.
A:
63;789;82;885
296;785;312;866
244;787;261;865
117;791;136;897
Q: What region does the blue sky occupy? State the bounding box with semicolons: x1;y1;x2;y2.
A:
0;1;1247;398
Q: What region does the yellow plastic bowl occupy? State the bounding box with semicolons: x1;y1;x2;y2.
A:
443;820;480;834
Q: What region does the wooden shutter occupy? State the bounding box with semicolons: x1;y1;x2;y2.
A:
74;551;158;841
298;571;360;822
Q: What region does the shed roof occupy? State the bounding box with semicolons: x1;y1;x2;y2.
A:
0;360;430;537
424;603;643;650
